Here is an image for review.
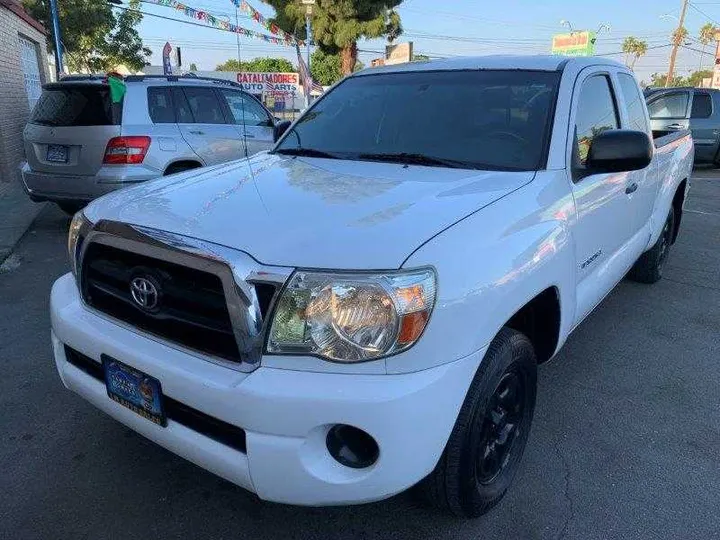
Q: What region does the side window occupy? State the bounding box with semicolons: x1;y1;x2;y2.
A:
574;75;619;167
182;87;226;124
219;89;272;126
171;88;194;123
147;87;175;123
691;93;712;119
647;92;689;119
617;73;649;133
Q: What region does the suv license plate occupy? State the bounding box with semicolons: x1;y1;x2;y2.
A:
46;144;68;163
102;355;166;427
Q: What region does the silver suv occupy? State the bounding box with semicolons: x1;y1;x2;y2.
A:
21;75;281;214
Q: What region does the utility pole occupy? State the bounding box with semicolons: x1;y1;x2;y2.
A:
235;5;241;67
48;0;63;78
666;0;690;87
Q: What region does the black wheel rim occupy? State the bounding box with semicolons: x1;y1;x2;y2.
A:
658;214;673;269
475;370;526;485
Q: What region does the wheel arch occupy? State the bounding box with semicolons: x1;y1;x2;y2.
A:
163;159;203;176
504;286;561;364
671;178;687;244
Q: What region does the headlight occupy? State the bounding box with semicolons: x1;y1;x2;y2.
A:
267;268;436;362
68;211;92;277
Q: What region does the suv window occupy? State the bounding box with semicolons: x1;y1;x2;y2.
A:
691;93;712;119
219;89;271;126
648;92;689;119
617;73;649;133
574;75;619;167
147;87;175;123
31;85;118;126
181;87;226;124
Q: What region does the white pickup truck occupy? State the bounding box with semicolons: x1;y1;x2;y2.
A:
51;56;693;518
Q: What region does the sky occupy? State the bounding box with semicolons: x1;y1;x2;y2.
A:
126;0;720;84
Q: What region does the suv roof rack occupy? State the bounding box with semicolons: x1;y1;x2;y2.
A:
124;74;244;89
58;75;107;82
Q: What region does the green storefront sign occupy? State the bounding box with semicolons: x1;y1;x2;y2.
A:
551;31;596;56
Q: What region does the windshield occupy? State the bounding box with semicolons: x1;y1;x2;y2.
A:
275;70;560;171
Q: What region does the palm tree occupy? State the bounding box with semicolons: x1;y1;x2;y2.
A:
622;37;649;71
698;23;717;71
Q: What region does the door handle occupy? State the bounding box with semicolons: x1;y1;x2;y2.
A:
188;130;205;135
241;132;256;138
665;123;684;130
625;182;638;194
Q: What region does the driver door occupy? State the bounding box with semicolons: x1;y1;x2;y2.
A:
569;71;639;324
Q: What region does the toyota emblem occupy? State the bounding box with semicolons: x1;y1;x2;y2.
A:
130;276;159;310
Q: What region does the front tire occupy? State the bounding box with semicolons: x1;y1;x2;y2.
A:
417;328;537;518
628;207;675;284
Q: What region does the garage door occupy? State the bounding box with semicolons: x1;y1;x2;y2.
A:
19;36;42;110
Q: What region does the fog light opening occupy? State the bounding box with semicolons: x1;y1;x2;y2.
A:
326;425;379;469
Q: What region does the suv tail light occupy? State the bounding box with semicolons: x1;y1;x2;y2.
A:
103;136;151;164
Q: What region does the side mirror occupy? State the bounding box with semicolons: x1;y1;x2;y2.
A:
586;129;652;173
273;120;292;142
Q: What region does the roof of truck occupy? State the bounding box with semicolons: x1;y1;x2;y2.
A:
355;55;624;76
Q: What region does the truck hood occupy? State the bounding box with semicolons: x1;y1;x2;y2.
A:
85;153;534;269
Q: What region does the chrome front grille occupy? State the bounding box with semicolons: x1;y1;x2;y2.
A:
77;220;291;372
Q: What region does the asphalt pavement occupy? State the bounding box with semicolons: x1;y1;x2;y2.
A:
1;171;719;540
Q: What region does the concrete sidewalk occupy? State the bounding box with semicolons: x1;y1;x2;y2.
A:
0;177;46;264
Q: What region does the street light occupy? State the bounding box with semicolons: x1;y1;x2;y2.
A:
560;19;575;34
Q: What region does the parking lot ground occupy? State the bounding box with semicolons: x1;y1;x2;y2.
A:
1;171;719;540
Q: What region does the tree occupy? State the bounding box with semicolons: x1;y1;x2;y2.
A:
310;49;341;85
647;69;712;88
266;0;403;75
23;0;150;72
216;57;295;72
698;23;717;71
622;36;648;71
687;69;713;87
189;63;198;71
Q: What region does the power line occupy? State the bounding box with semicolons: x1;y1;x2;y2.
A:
688;2;720;25
111;2;286;44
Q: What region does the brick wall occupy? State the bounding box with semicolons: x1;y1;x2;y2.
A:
0;4;49;185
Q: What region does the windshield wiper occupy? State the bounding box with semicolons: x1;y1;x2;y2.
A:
356;152;473;169
273;147;341;159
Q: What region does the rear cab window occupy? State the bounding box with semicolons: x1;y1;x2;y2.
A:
31;84;119;126
617;73;650;133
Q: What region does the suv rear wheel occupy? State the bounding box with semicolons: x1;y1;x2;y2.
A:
417;328;537;517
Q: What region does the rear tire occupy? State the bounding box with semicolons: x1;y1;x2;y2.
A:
56;202;85;215
627;208;675;284
417;328;537;518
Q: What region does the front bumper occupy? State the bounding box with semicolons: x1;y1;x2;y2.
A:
21;162;161;203
51;273;485;506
